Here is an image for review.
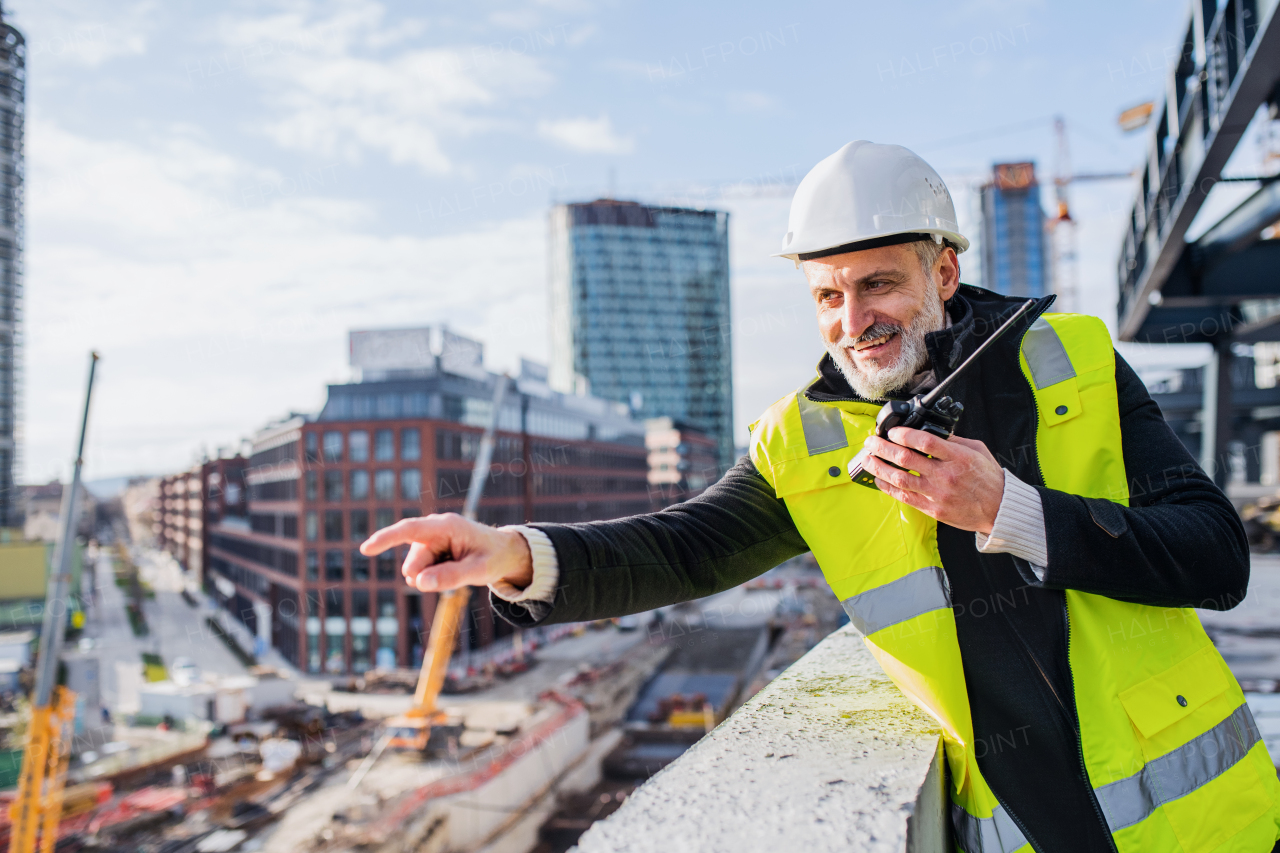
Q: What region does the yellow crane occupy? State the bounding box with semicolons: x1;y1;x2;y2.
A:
384;373;510;754
10;353;99;853
383;588;471;752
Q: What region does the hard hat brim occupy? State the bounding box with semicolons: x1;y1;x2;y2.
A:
774;227;970;263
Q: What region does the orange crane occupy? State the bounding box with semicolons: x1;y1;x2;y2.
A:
383;373;510;753
10;353;99;853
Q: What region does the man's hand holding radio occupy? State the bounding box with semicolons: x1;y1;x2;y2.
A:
860;427;1005;535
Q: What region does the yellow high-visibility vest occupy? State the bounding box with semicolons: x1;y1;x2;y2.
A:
749;312;1280;852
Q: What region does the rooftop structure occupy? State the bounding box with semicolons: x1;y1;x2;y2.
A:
1111;0;1280;485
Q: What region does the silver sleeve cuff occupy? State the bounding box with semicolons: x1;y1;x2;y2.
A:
488;525;560;604
975;469;1049;570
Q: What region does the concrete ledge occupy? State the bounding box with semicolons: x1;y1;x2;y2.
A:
575;625;949;853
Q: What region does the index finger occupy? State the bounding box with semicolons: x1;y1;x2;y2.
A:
886;426;953;460
360;515;456;557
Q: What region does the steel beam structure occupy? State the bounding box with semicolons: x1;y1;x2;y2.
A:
1116;0;1280;342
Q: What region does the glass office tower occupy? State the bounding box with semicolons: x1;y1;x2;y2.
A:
549;200;735;471
979;162;1048;298
0;10;22;528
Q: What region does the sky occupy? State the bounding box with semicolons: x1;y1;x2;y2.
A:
10;0;1275;484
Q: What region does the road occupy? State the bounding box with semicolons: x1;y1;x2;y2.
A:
83;546;249;713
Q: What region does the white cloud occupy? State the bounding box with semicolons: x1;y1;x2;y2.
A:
25;118;548;481
536;114;633;154
727;91;775;113
14;0;157;68
210;3;555;175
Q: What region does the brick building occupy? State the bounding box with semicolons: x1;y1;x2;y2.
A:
644;417;722;506
154;456;247;586
154;468;202;574
206;329;650;674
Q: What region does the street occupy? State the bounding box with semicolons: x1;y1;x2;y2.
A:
83;545;249;713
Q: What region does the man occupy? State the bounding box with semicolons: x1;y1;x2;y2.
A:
363;142;1278;852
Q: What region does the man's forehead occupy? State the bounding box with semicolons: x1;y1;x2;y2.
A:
803;245;917;286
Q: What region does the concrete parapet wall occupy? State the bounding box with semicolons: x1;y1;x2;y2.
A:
575;625;949;853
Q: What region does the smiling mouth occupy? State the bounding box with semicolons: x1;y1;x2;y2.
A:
853;332;897;353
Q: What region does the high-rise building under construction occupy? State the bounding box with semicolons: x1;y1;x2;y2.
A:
0;9;22;527
548;200;735;471
979;162;1048;299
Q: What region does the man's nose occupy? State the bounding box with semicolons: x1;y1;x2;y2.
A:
841;297;871;340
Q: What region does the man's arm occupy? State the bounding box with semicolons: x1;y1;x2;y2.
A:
1028;351;1249;610
495;456;809;626
358;457;809;627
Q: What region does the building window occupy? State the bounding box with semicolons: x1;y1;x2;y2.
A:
402;508;418;519
401;428;421;461
325;549;345;581
324;470;343;502
350;470;369;501
375;508;394;530
306;590;322;673
325;589;345;673
305;432;319;464
306;551;319;581
323;431;343;462
352;589;371;673
305;471;317;501
352;551;370;581
376;589;397;668
349;430;370;462
375;470;395;501
401;469;422;501
376;551;396;581
305;511;318;542
324;510;343;541
350;509;369;541
374;429;395;461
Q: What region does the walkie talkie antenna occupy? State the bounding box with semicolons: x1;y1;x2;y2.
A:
921;300;1036;407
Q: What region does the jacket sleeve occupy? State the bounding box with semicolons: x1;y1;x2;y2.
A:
490;455;809;627
1030;351;1249;610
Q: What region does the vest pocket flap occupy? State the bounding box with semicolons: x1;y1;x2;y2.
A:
1118;646;1228;739
768;454;855;498
1039;378;1082;427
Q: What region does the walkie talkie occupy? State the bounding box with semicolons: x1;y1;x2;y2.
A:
847;299;1035;489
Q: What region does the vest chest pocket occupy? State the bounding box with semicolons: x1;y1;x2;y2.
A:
769;454;909;590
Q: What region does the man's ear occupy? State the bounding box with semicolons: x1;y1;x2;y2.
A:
935;247;960;300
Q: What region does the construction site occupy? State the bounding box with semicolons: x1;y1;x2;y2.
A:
0;555;838;853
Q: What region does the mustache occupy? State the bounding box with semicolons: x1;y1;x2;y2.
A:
837;322;903;347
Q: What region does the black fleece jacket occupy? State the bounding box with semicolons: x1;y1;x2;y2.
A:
492;286;1249;852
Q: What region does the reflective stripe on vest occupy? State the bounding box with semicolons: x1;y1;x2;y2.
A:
796;390;848;455
1094;702;1262;833
950;802;1028;853
840;566;950;636
1021;317;1076;389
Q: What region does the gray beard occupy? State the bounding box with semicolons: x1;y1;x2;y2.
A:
826;293;945;401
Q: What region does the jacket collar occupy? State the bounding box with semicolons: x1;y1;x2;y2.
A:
804;286;1055;403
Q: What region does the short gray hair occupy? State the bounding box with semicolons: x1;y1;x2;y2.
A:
910;236;959;281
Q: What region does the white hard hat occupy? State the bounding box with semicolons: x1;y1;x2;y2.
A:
776;140;969;267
